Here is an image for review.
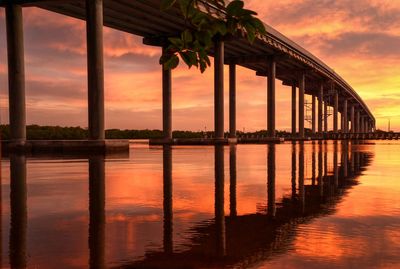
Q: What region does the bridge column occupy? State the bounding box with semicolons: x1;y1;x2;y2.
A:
6;4;26;142
86;0;105;140
229;63;236;138
311;95;316;134
318;84;323;135
355;110;360;133
291;82;296;136
214;38;224;140
162;47;172;140
343;99;348;133
323;100;328;133
350;105;355;133
333;90;338;133
267;57;276;137
299;73;305;138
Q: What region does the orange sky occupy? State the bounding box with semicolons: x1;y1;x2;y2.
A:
0;0;399;131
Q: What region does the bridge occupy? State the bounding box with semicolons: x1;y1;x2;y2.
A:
1;0;377;152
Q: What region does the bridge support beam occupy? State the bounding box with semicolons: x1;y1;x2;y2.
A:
333;91;338;132
6;4;26;142
86;0;105;140
318;84;323;135
343;99;348;133
311;95;316;134
350;105;355;133
291;82;296;136
267;57;276;137
214;38;224;140
229;63;236;138
162;47;172;140
299;73;305;138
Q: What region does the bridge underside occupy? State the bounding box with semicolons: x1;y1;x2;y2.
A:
1;0;376;152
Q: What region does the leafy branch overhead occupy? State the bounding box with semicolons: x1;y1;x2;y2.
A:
159;0;266;72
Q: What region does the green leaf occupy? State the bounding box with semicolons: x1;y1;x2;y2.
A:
226;0;244;16
163;54;180;70
181;30;193;44
250;18;266;34
160;0;176;10
178;0;191;17
215;20;227;35
168;37;184;49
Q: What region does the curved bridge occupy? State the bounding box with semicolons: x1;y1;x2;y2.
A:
1;0;376;146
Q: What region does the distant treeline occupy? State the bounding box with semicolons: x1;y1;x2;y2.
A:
0;125;212;140
0;125;389;140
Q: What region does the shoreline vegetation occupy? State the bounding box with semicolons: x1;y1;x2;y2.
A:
0;125;391;140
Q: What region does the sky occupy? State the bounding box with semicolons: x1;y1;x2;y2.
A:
0;0;399;131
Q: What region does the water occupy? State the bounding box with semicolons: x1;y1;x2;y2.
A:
1;141;400;268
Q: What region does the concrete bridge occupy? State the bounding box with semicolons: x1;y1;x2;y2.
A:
1;0;376;152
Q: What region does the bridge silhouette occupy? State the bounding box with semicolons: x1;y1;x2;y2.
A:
1;0;379;153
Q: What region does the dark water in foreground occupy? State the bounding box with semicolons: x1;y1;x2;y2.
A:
1;141;400;268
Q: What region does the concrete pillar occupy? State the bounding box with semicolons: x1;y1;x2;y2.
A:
318;84;323;134
88;156;105;268
162;48;172;140
311;95;316;134
291;82;296;136
214;38;224;139
350;105;355;133
324;100;328;132
355;110;360;133
229;64;236;138
343;99;348;133
6;5;26;141
333;91;338;132
299;73;305;138
86;0;105;140
267;57;276;137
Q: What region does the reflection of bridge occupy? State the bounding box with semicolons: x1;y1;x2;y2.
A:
118;143;372;268
1;0;377;152
4;142;373;268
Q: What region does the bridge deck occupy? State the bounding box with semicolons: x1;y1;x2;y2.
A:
1;0;374;121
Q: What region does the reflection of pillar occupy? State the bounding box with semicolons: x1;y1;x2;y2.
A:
333;142;339;188
267;144;276;217
229;145;237;217
214;145;225;257
291;142;297;200
318;142;323;197
88;156;105;269
351;145;355;174
342;141;348;178
9;154;27;269
298;142;305;212
324;101;328;133
343;99;348;133
163;146;173;254
312;142;316;185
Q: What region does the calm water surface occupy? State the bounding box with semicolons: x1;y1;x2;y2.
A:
1;141;400;268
